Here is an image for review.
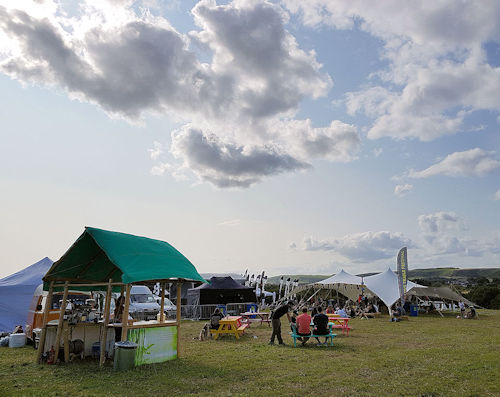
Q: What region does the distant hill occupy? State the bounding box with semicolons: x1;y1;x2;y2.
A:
267;267;500;284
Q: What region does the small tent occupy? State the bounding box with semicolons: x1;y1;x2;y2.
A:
187;276;257;305
0;257;53;332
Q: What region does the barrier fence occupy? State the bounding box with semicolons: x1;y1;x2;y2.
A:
179;303;258;320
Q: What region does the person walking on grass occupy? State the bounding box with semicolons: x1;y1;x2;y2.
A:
269;301;293;345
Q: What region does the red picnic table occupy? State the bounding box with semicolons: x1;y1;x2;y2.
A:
240;312;271;327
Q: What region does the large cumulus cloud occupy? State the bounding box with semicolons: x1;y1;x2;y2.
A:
283;0;500;141
0;0;359;187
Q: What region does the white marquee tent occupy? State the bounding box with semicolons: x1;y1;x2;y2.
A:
311;268;472;310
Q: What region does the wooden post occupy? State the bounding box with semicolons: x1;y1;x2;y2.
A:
36;281;54;363
176;281;181;358
160;282;166;323
63;321;70;363
53;281;69;363
121;284;132;341
99;279;113;367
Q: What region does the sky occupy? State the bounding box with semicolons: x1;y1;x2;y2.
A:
0;0;499;279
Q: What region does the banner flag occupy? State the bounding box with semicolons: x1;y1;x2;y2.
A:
397;247;408;305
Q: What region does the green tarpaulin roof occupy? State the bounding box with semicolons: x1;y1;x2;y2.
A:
43;227;205;290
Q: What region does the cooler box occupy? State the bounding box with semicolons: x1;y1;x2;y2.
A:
410;305;418;317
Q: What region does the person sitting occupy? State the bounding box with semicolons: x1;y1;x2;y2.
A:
313;306;330;345
210;308;224;329
310;306;318;318
326;305;335;314
295;308;312;346
290;310;299;331
335;307;347;318
391;304;405;322
466;306;477;319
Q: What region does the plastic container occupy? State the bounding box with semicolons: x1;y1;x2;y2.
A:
246;304;258;318
113;341;137;371
9;333;26;348
216;304;226;316
92;342;100;358
410;304;418;317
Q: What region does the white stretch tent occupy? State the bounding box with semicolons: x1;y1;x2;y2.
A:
315;269;367;302
312;268;471;311
363;268;423;309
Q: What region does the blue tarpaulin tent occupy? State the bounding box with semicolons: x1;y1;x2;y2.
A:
0;257;53;332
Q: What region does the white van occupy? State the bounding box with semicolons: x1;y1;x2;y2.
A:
128;286;161;321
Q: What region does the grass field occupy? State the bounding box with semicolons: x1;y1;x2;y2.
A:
1;311;499;396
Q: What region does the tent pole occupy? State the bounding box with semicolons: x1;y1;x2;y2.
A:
160;282;166;323
99;279;113;367
37;281;54;363
121;284;132;341
53;281;69;363
176;281;182;358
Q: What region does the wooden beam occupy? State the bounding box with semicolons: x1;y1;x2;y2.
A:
176;281;181;358
160;282;166;323
75;251;103;279
121;284;132;341
103;267;118;281
99;279;113;368
36;281;54;363
53;281;69;363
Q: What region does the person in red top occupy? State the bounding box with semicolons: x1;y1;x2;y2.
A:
296;308;312;346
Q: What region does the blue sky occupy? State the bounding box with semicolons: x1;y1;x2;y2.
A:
0;0;499;278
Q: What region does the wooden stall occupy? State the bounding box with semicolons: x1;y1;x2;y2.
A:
36;227;205;367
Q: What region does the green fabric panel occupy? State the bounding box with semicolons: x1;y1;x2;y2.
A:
43;227;205;290
86;227;205;284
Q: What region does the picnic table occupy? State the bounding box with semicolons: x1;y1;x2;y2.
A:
328;316;351;336
240;312;271;327
210;316;248;340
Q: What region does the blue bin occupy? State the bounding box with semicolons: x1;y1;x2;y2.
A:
246;304;258;318
410;304;418;317
216;304;227;316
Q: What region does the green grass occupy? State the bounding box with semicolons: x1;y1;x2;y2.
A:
1;311;499;396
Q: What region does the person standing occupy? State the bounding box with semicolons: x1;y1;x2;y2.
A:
459;300;465;319
269;301;293;345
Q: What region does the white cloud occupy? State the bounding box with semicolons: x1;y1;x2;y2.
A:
417;211;485;256
409;148;500;178
168;125;310;188
494;190;500;201
148;141;163;160
0;1;358;188
394;184;412;197
283;0;500;141
218;219;241;227
303;231;413;262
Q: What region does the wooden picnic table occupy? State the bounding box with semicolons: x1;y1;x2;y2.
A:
328;316;351;336
210;316;248;340
240;312;271;327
